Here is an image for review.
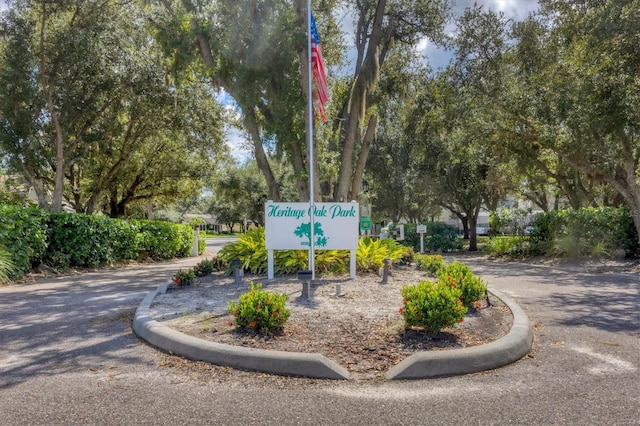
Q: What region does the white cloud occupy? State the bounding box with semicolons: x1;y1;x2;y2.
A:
453;0;539;21
225;126;252;163
415;0;540;70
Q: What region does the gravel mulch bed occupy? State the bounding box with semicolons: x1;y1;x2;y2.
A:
151;266;513;381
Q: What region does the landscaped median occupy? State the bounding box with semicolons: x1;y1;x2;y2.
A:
385;287;533;379
133;282;350;380
133;279;533;380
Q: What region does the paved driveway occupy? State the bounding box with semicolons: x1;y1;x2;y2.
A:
1;255;638;425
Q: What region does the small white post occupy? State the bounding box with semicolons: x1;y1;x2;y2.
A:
268;249;274;280
191;228;199;257
350;249;356;279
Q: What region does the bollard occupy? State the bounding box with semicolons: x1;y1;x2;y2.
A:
381;258;391;284
230;258;242;285
297;270;313;299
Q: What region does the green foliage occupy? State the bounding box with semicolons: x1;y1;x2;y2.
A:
135;220;193;259
400;280;467;334
414;254;444;276
0;204;48;279
272;248;353;275
0;190;30;206
219;227;414;276
484;236;533;258
530;207;638;258
356;237;410;272
172;268;195;286
45;212;120;268
193;257;224;277
0;204;201;276
273;249;308;275
0;246;15;284
436;262;487;306
44;213;192;267
398;222;462;253
315;250;350;274
489;208;533;236
0;1;225;215
218;227;268;274
427;223;462;252
227;282;291;333
110;219;143;261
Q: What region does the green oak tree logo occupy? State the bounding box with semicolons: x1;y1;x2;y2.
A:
294;222;328;247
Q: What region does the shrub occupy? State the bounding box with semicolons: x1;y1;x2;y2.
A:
528;207;639;258
0;246;15;284
219;227;412;276
315;249;349;274
110;219;142;261
45;212;118;268
227;282;291;333
356;237;410;272
172;268;196;286
135;220;193;259
400;280;467;334
219;227;267;274
0;204;48;279
437;262;487;306
397;222;461;253
485;236;532;258
274;249;308;275
193;257;224;276
414;254;444;276
424;222;462;252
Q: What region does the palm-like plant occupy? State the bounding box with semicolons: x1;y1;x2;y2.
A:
0;247;15;284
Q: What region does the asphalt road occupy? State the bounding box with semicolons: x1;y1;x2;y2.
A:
1;252;638;425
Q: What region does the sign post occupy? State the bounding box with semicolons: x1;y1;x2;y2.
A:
417;224;427;253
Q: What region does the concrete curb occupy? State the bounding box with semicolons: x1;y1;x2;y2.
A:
386;287;533;379
133;285;350;380
134;285;532;381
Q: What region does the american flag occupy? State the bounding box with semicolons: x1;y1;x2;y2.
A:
310;13;329;123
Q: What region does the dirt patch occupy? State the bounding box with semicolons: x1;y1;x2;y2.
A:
150;266;512;381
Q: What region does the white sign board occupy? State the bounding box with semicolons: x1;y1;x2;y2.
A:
265;202;359;250
417;224;427;234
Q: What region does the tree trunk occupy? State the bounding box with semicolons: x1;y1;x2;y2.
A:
38;1;65;212
604;159;640;252
244;113;281;201
19;164;49;210
467;205;481;252
334;0;386;202
350;114;377;200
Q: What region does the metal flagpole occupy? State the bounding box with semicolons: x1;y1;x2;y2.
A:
307;0;315;279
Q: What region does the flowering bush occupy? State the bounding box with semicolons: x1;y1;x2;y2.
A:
227;282;291;333
172;268;196;286
437;262;487;306
400;280;467;334
414;254;444;276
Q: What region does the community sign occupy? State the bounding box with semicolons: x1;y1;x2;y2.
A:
265;202;359;250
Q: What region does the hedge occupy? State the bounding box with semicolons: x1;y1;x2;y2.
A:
0;205;48;279
0;204;195;279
